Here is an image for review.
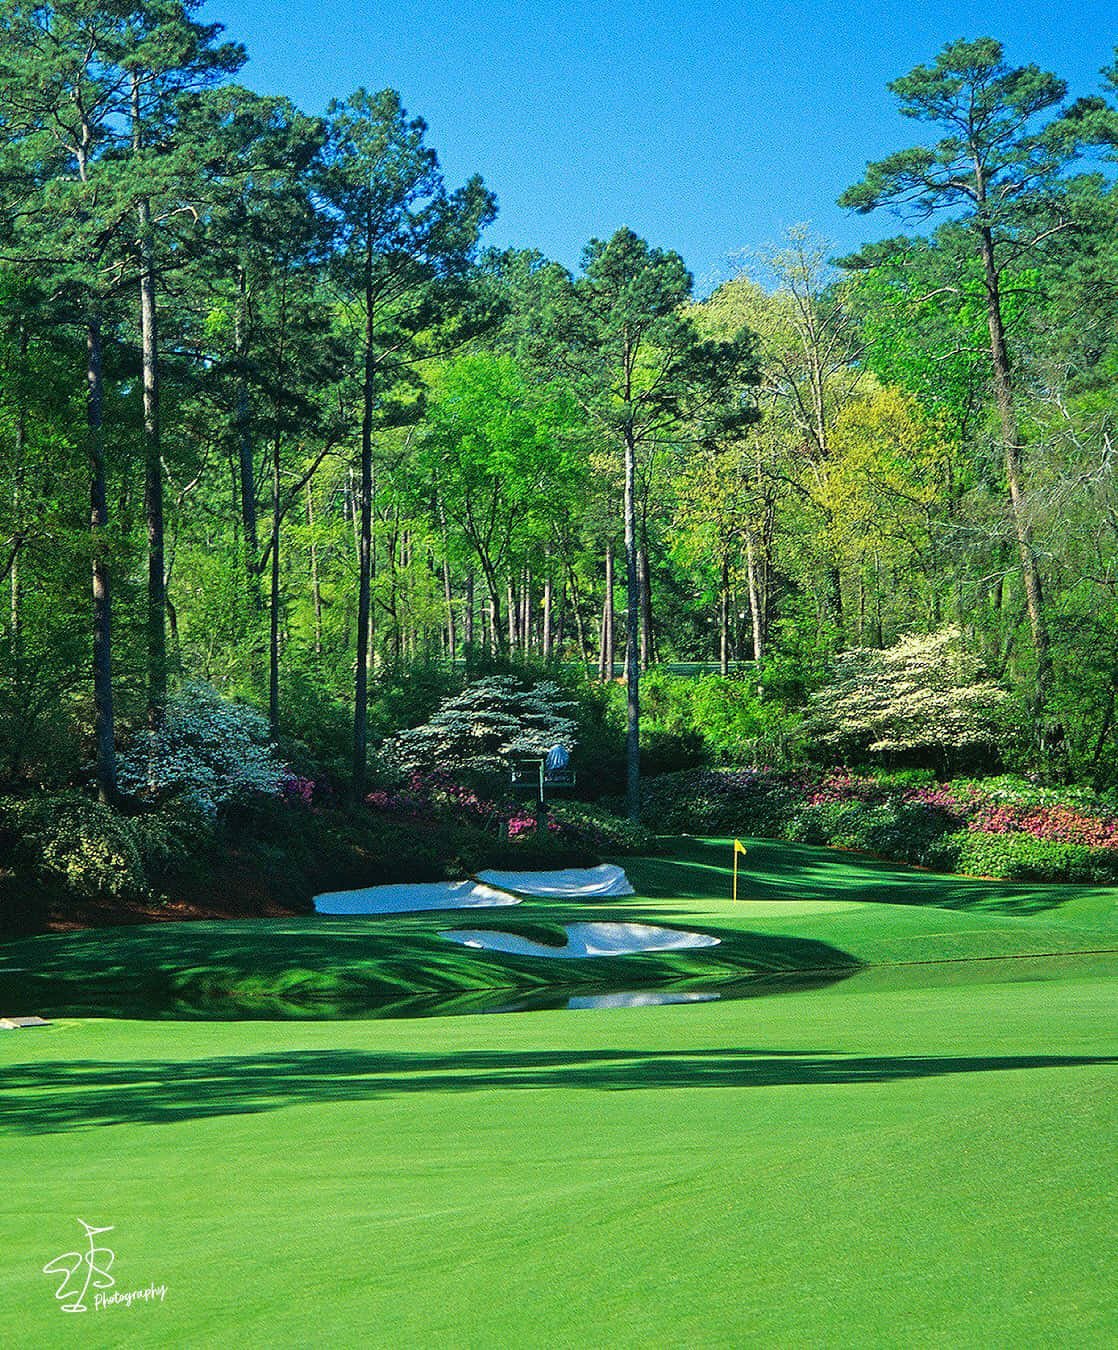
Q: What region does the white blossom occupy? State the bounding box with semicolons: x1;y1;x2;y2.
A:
390;676;579;773
807;627;1009;758
118;683;286;816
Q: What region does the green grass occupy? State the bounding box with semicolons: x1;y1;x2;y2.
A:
2;837;1116;1346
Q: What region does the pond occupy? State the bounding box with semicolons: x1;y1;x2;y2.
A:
15;965;857;1022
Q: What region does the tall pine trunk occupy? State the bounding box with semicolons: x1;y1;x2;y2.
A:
133;75;165;728
623;427;640;820
88;316;116;804
599;544;615;679
638;537;654;672
507;578;517;650
978;225;1051;716
235;263;263;692
307;482;323;656
520;567;531;655
542;571;553;660
268;431;281;733
352;223;375;795
719;553;730;675
745;533;764;667
9;325;26;675
437;494;455;661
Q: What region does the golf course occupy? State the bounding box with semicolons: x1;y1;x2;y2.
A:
3;837;1116;1346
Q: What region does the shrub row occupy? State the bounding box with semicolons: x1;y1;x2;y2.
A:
639;767;1118;883
0;783;646;932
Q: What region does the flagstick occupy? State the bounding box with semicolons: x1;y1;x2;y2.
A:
733;844;738;903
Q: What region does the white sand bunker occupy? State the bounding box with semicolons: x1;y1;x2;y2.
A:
475;864;635;898
439;921;720;959
313;879;519;916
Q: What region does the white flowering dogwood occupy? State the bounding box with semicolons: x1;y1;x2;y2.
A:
390;676;578;774
807;627;1009;761
118;683;286;816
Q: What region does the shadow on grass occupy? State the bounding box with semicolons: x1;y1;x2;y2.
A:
3;1046;1115;1134
635;837;1114;916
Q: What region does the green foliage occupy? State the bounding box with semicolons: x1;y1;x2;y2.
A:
929;830;1118;884
0;792;148;902
637;765;1118;882
546;799;656;855
635;671;806;767
786;799;953;864
638;768;798;837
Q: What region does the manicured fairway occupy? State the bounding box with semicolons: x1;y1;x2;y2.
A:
2;839;1116;1346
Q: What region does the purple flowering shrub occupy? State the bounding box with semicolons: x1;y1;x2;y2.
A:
279;774;317;808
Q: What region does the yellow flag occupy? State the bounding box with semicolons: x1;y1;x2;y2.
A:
734;839;747;856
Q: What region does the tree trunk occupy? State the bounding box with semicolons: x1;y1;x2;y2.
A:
268;434;281;733
133;75;165;728
745;533;764;667
542;573;553;660
623;429;640;820
829;562;844;644
352;225;375;796
556;582;566;652
437;495;455;661
718;550;734;672
638;537;654;672
88;316;116;804
978;225;1052;715
604;545;615;678
235;264;263;687
507;578;517;650
307;482;323;656
857;571;866;645
464;573;475;652
10;325;26;671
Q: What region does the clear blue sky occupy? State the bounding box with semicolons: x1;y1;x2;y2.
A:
205;0;1115;287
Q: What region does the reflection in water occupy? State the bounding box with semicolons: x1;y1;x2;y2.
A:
567;990;720;1010
14;967;855;1022
354;970;847;1020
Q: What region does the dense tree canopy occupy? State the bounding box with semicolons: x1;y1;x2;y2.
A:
1;17;1117;817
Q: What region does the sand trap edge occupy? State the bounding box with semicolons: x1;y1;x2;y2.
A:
313;879;520;916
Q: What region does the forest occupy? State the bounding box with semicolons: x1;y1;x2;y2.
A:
2;4;1118;925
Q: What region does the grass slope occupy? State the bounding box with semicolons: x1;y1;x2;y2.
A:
1;838;1116;1346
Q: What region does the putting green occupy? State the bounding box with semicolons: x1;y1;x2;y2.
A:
2;837;1116;1346
731;897;868;914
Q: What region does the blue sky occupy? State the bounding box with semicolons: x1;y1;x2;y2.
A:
205;0;1116;288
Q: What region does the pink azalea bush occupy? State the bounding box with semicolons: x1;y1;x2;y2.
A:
363;770;498;825
507;812;560;839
